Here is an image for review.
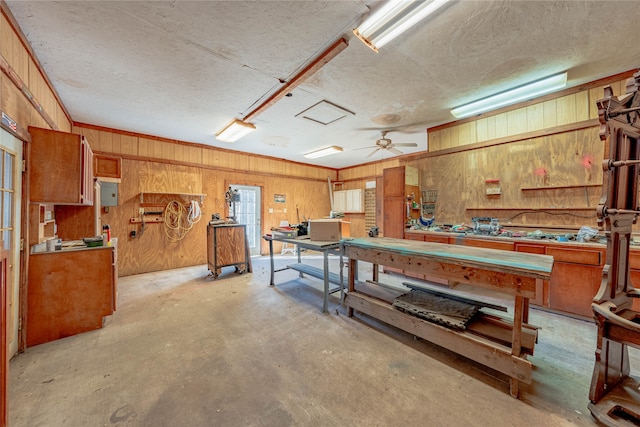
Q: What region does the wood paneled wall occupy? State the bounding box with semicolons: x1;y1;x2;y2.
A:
75;124;337;276
0;10;71;134
339;72;637;232
428;77;629;151
1;6;74;357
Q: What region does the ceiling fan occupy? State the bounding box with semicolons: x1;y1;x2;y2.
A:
357;130;418;158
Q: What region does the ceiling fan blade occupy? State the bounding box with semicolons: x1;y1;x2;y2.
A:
388;147;403;155
367;148;381;158
355;145;378;150
393;143;418;147
357;120;431;134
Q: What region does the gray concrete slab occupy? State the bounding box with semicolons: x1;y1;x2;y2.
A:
8;255;631;426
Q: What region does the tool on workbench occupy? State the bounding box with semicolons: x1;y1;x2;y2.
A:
471;217;500;235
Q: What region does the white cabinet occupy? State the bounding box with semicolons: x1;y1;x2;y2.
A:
333;189;363;213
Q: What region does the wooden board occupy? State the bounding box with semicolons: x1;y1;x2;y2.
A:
345;292;533;384
343;237;552;298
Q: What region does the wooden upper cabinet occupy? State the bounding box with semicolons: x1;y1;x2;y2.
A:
383;166;405;197
94;154;122;180
28;127;94;205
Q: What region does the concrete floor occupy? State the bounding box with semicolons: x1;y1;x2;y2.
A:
7;255;634;426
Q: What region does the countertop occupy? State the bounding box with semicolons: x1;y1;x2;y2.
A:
31;238;118;254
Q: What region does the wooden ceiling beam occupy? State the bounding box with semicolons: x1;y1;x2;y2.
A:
243;38;348;122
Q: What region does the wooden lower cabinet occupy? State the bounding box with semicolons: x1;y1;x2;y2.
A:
27;246;116;347
546;246;604;318
402;231;614;318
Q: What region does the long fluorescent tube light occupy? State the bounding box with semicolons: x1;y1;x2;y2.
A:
451;72;568;119
354;0;450;52
215;119;256;142
303;146;343;159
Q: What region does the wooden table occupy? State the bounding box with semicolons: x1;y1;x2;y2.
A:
264;235;342;313
341;237;554;398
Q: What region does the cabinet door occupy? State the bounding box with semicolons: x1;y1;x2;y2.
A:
346;189;363;213
81;138;94;205
383;166;405;197
383;195;405;238
333;190;347;212
547;246;604;317
94;153;121;179
28;127;94;205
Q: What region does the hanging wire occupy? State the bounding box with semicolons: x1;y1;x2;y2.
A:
163;200;201;242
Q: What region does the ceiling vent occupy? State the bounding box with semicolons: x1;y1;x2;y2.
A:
296;100;354;126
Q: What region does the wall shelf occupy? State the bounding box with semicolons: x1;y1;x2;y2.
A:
521;184;602;191
139;192;206;206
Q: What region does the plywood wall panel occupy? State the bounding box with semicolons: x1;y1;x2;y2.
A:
113;160;208;276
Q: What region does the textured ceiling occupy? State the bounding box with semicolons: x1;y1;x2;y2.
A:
5;1;640;168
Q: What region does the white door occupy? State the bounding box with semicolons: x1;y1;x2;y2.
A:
0;130;20;357
230;185;261;256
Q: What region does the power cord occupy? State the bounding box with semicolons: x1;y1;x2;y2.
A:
163;200;202;242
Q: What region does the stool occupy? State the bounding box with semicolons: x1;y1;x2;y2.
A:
281;242;296;256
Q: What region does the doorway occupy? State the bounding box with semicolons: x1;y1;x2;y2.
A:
229;185;261;256
0;128;21;427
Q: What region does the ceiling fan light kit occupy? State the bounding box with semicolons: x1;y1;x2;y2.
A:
354;0;450;52
450;72;568;119
358;130;418;157
215;119;256;142
303;145;343;159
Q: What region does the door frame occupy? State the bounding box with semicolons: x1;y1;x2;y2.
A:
1;243;8;427
225;181;263;255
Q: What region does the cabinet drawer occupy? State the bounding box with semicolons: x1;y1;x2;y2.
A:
546;247;602;266
515;243;546;254
404;233;425;241
462;238;513;252
424;235;450;244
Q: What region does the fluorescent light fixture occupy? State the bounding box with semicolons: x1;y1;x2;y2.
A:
451;72;568;119
303;146;343;159
215;119;256;142
354;0;450;52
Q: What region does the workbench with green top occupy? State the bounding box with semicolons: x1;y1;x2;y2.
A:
340;236;554;398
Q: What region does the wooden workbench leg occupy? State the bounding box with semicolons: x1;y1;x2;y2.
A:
510;295;525;398
348;259;356;317
509;378;519;399
372;263;378;283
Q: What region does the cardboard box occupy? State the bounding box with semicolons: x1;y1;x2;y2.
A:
309;219;350;241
